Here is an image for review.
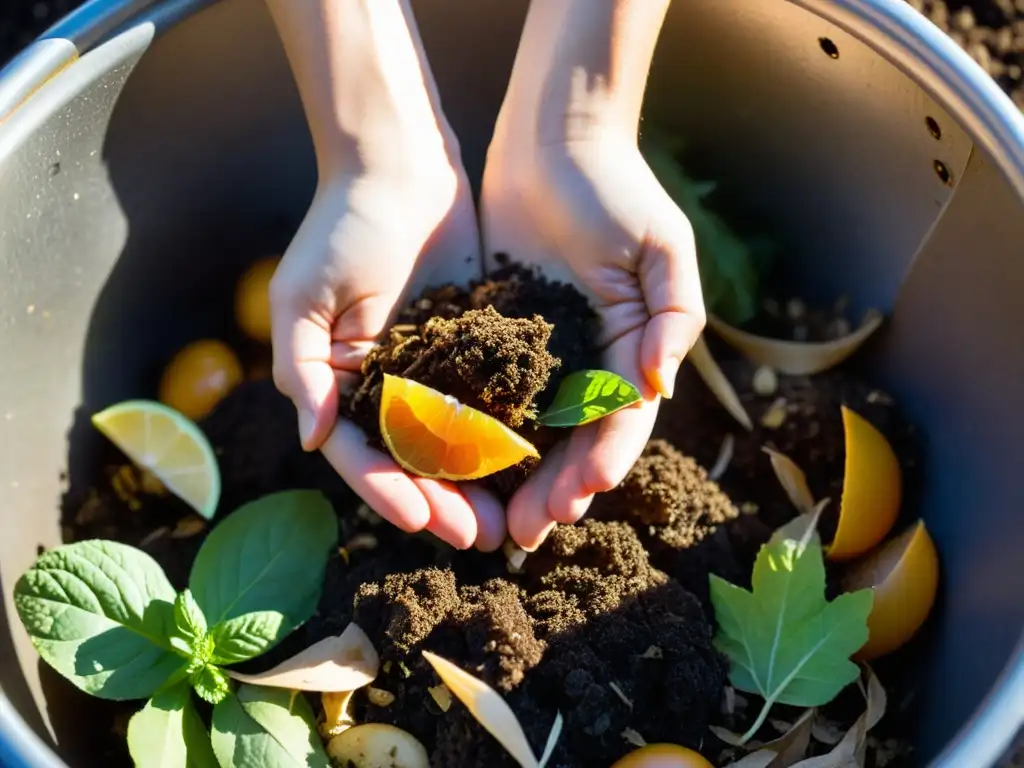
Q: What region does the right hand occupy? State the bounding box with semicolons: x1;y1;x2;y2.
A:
269;161;508;553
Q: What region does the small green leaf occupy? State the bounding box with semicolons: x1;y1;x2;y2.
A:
211;685;330;768
174;589;208;644
709;516;873;743
536;370;642;427
13;540;185;700
210;611;288;665
189;491;337;640
127;681;217;768
190;661;231;705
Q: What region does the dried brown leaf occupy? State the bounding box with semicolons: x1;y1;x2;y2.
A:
706;310;884;376
688;334;754;431
791;665;887;768
762;446;815;513
226;623;379;692
719;709;815;768
723;751;779;768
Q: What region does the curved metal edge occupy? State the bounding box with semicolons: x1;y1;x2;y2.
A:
39;0;216;53
0;23;156;768
786;3;1024;767
0;40;78;124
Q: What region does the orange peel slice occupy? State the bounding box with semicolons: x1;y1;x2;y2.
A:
842;520;939;661
827;406;902;561
379;374;539;481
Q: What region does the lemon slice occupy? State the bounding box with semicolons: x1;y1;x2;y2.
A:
91;399;221;519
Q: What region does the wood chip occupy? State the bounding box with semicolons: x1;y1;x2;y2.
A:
428;684;452;712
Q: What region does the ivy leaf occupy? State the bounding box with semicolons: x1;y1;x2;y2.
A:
709;515;873;742
210;611;288;665
211;684;330;768
188;490;337;637
536;370;642;427
127;681;217;767
13;540;186;700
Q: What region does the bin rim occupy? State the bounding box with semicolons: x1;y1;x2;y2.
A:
0;0;1022;766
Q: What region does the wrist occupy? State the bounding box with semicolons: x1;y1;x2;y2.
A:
493;0;669;149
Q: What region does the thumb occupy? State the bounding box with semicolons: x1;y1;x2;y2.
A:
638;203;707;399
271;309;339;451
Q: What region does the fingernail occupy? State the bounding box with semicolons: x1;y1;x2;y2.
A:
298;408;316;449
654;357;681;399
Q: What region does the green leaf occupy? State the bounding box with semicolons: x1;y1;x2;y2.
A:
536;370;642;427
127;681;217;768
709;517;873;742
190;661;231;705
210;612;288;665
13;540;186;700
211;685;330;768
640;126;766;326
175;589;208;644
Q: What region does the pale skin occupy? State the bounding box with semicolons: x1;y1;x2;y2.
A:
265;0;705;552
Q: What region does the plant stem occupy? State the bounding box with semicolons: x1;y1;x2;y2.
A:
740;698;774;745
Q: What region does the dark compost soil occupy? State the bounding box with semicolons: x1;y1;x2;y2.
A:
57;261;927;768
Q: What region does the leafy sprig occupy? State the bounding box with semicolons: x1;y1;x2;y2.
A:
15;489;338;767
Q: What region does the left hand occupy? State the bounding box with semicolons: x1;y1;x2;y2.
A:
480;133;707;550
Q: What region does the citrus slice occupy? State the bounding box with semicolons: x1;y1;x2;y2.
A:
379;373;539;480
91;399;221;520
827;405;903;561
843;520;940;661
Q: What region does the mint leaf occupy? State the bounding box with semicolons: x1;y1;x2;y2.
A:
189;491;337;642
709;517;873;742
127;681;217;767
189;659;230;705
175;589;208;644
14;540;185;700
536;370;642;427
210;611;287;665
211;684;330;768
640;126;765;326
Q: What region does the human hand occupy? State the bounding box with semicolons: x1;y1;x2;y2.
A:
270;163;508;553
481;133;706;551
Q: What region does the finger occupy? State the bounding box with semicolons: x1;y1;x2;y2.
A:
548;330;659;524
507;442;569;551
320;419;431;533
270;292;338;451
460;483;507;553
638;202;707;399
412;476;479;551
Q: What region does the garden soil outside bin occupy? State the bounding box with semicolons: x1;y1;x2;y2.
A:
1;0;1023;766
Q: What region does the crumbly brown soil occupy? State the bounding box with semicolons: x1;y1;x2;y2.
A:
56;265;925;767
340;262;599;498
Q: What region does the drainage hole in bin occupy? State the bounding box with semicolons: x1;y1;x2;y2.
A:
819;37;840;59
926;116;942;140
934;160;954;186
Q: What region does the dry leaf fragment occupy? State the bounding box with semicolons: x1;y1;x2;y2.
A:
170;515;207;539
688;335;754;431
622;728;648;748
367;687;395;707
422;650;559;768
640;646;663;659
790;665;886;768
711;726;748;747
723;752;779;768
710;434;735;482
320;690;357;739
719;709;814;767
706;309;884;376
811;716;846;746
760;398;788;429
608;681;633;709
226;623;379;692
762;446;815;514
428;684;452;712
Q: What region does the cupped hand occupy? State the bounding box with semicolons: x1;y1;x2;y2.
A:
269;164;507;552
481;135;707;550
